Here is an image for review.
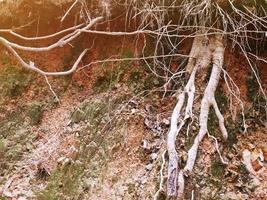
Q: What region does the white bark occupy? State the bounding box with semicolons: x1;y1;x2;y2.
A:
0;17;103;52
167;35;212;197
167;35;228;199
177;35;227;199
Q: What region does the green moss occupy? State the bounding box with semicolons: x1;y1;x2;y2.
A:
238;163;249;176
128;70;142;84
127;70;145;93
27;103;43;125
157;192;167;200
185;130;197;150
127;183;135;194
0;105;34;168
246;75;259;102
207;108;218;135
93;75;113;93
122;49;134;59
205;64;213;83
144;74;156;89
1;51;10;65
93;63;127;93
0;66;32;97
127;67;161;93
211;160;225;178
215;87;228;114
225;117;239;149
246;73;266;121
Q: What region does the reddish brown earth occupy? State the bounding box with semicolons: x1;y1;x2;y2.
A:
0;1;266;200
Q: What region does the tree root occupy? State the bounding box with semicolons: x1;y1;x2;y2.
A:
167;34;228;199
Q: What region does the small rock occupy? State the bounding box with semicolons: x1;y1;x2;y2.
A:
57;157;66;163
140;176;147;184
75;160;83;165
57;157;70;166
153;79;160;85
141;139;149;150
116;185;127;196
25;143;32;151
18;197;27;200
129;100;138;106
72;123;80;131
131;109;138;114
248;143;256;149
150;153;158;161
162;118;170;126
145;164;153;171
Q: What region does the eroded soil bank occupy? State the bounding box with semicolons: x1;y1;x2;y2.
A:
0;1;267;199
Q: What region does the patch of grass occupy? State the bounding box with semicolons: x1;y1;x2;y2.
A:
111;95;129;108
93;75;114;93
71;100;107;125
0;138;6;153
37;164;83;200
127;70;144;93
92;62;127;93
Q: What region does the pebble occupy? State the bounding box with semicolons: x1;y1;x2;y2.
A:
140;176;147;184
150;153;158;161
162;118;170;125
145;164;153;171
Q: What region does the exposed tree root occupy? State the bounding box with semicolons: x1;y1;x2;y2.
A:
167;34;228;199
